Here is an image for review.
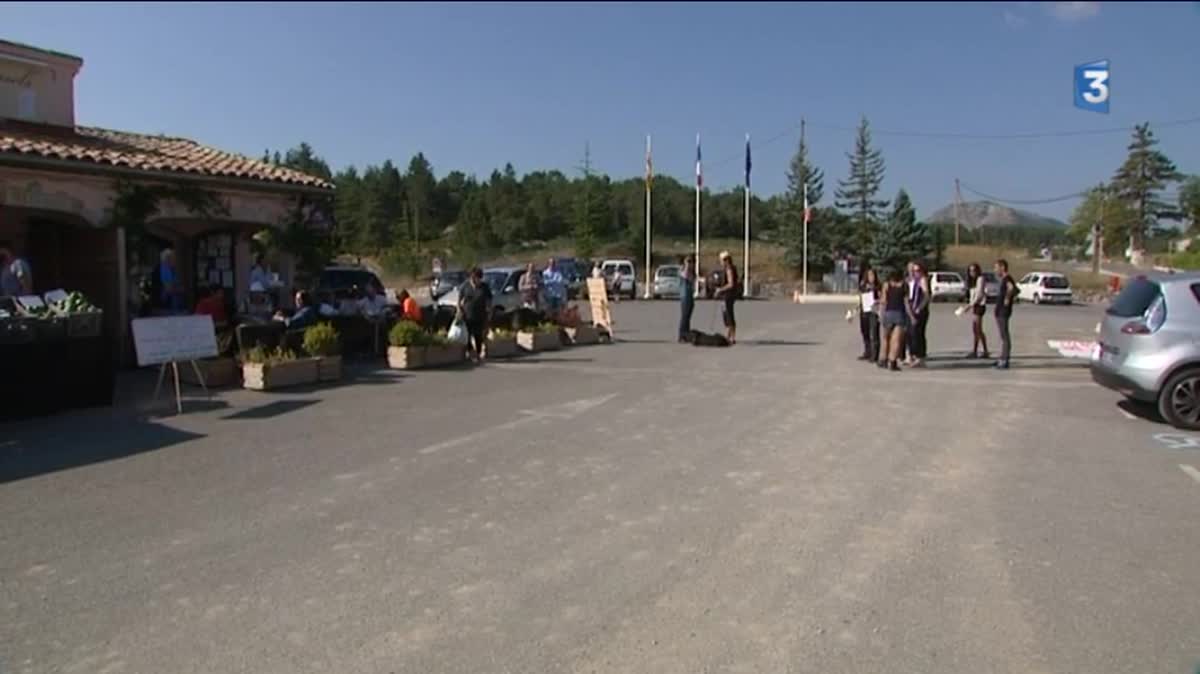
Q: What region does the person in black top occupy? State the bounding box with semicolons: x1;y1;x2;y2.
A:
993;259;1018;370
857;267;881;363
457;267;493;364
716;251;740;344
879;269;908;371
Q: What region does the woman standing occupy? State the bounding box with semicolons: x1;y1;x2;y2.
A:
457;267;493;365
905;261;931;368
879;269;908;371
716;251;740;345
965;263;990;359
858;267;881;363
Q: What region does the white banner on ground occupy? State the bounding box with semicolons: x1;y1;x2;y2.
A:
1047;339;1098;360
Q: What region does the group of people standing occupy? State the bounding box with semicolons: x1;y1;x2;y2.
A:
857;259;1019;371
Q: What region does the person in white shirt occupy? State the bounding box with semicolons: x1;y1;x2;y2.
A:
357;281;391;318
249;254;271;290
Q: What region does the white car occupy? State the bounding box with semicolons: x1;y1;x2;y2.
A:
601;259;637;299
1018;272;1073;305
929;271;967;303
652;265;682;299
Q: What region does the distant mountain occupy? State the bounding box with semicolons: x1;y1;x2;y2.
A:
924;201;1067;230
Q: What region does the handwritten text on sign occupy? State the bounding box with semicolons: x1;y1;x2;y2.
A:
131;315;218;367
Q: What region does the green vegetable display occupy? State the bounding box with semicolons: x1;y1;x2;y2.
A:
49;291;99;316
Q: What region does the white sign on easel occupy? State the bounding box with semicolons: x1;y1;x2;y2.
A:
131;315;218;413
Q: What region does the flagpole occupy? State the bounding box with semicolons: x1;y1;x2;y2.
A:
743;133;751;299
802;181;809;299
644;134;652;300
694;132;701;299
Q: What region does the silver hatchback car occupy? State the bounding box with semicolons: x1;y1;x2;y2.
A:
1091;272;1200;429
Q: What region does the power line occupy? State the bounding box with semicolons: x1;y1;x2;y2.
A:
959;183;1092;205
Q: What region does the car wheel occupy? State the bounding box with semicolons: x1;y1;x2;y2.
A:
1158;368;1200;430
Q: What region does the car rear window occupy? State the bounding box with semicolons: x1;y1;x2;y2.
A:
938;274;962;283
1107;278;1162;318
658;267;680;278
1043;276;1070;289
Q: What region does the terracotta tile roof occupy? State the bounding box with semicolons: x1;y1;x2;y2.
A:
0;120;333;191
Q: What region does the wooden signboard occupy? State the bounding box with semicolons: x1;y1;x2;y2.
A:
587;278;612;333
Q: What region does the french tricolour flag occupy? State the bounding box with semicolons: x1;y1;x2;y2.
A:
695;134;703;189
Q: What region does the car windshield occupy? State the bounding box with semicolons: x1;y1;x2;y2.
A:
1107;278;1161;318
657;267;680;278
437;271;466;286
983;272;998;283
1043;276;1070;289
939;274;962;284
320;270;377;290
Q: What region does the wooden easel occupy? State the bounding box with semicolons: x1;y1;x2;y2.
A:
153;360;210;414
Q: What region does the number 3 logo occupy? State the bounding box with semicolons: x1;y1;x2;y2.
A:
1082;69;1109;104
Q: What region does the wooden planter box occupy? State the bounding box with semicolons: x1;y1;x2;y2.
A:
387;345;467;370
517;331;562;353
317;355;342;382
484;336;520;359
180;357;239;388
564;325;600;346
242;358;320;391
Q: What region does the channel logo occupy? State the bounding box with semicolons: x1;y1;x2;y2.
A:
1074;59;1110;114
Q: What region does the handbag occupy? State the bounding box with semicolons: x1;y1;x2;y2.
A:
446;317;469;345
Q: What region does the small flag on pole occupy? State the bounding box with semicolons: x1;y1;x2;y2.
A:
744;135;751;189
803;183;812;224
695;134;703;189
645;135;653;191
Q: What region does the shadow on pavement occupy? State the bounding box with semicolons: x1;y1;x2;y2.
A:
928;360;1088;371
145;399;231;418
0;416;204;484
1117;398;1164;425
495;357;596;365
222;399;320;421
618;338;675;344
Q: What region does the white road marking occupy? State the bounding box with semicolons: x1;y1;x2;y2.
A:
1179;464;1200;485
1153;433;1200;450
417;394;618;455
1119;409;1138;421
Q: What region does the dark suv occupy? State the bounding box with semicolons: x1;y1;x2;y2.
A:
315;265;384;302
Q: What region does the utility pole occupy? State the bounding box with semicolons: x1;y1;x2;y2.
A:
953;178;963;247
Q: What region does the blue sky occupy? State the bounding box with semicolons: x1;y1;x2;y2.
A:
4;1;1199;221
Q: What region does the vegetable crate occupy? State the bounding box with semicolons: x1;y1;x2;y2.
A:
564;325;600;346
67;310;104;339
317;355;343;382
387;345;466;370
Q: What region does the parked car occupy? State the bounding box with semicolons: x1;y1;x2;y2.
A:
703;269;726;299
430;269;466;302
1092;273;1200;429
315;265;383;302
982;271;1001;303
1017;272;1073;305
930;271;967;303
482;266;549;315
652;265;683;299
556;257;586;299
601;259;637;299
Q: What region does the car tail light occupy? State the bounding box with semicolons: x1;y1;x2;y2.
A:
1121;321;1151;335
1122;296;1167;334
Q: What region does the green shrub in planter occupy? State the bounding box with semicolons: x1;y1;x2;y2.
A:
389;320;430;347
534;322;560;334
303;322;341;357
241;345;298;365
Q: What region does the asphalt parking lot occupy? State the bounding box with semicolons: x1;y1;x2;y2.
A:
2;300;1198;674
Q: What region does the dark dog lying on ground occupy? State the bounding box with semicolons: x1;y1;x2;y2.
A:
687;330;730;347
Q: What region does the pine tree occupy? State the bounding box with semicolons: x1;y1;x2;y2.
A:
835;116;889;253
1180;176;1200;234
405;152;436;248
869;189;929;276
780;130;825;275
1112;123;1182;251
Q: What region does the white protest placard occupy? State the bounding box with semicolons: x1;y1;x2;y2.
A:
131;315;218;367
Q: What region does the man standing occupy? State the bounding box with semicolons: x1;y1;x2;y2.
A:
458;267;493;365
0;240;33;296
678;255;696;343
542;258;566;318
157;248;185;314
994;258;1019;370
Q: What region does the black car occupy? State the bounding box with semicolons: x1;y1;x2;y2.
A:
315;265;383;302
704;269;725;299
